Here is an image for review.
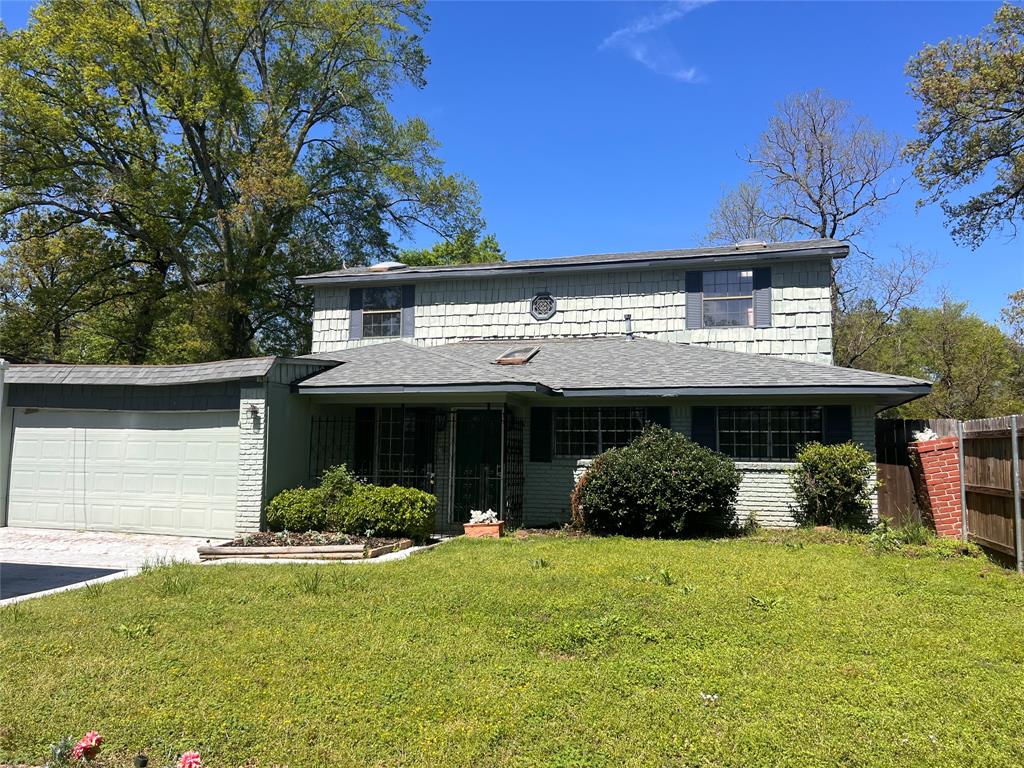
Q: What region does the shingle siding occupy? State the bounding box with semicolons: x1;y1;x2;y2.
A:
311;258;835;363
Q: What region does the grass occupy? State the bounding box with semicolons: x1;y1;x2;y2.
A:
2;531;1024;767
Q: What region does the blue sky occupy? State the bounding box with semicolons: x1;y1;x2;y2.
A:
1;0;1020;322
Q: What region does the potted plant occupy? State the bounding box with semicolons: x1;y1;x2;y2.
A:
464;509;503;538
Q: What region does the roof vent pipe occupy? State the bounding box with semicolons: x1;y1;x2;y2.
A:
624;314;634;340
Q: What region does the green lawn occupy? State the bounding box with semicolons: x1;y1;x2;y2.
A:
3;532;1024;767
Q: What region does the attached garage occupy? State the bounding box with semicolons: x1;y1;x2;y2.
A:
0;356;336;539
7;409;239;537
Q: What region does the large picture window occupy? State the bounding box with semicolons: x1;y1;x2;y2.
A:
703;269;753;328
362;287;403;338
553;407;649;457
717;406;823;461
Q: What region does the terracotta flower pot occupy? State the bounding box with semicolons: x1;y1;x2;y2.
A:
463;521;504;538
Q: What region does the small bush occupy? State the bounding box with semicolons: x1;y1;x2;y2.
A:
336;484;436;542
266;486;327;532
789;442;876;531
320;464;357;507
574;425;740;538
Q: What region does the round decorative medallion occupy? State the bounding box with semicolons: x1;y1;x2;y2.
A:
530;292;557;321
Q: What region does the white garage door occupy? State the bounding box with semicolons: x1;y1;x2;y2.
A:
7;409;239;537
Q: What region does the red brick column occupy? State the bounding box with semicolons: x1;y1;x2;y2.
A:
909;436;963;539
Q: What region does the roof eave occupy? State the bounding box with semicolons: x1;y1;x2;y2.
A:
296;244;849;287
555;384;932;399
296;382;549;395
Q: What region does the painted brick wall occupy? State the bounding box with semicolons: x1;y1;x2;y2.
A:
236;388;267;534
311;259;834;363
528;401;879;529
910;436;963;538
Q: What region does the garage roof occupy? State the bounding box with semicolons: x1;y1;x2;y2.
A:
4;356;334;387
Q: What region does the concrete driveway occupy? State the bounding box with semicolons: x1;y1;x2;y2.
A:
0;527;222;603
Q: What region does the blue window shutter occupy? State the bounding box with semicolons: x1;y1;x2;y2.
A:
823;405;853;444
530;407;552;463
753;267;772;328
401;285;415;338
349;288;363;340
646;406;671;429
685;271;703;330
691;406;717;449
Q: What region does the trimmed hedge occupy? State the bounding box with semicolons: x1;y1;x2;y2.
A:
331;484;434;543
789;441;876;531
573;425;740;538
265;464;435;542
265;486;327;532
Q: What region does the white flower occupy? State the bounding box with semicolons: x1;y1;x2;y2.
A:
469;509;499;524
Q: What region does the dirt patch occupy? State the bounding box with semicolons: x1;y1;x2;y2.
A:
224;531;402;549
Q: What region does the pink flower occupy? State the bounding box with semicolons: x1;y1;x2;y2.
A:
70;731;103;761
177;751;203;768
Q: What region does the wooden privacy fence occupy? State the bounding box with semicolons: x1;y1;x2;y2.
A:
876;416;1024;572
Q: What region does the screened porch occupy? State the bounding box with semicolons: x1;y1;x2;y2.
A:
307;405;524;535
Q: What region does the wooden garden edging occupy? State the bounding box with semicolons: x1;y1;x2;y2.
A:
197;539;414;561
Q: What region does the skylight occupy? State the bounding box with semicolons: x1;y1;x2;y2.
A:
495;346;540;365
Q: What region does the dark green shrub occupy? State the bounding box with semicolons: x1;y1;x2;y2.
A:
265;486;327;531
336;484;436;542
789;442;876;530
574;425;740;538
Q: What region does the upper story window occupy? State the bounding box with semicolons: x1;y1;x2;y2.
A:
362;287;403;338
703;269;754;327
685;266;771;331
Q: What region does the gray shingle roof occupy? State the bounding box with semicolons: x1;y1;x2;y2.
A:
299;337;929;396
5;356;313;387
297;238;848;286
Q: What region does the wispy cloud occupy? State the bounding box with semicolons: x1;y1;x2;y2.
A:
600;1;712;83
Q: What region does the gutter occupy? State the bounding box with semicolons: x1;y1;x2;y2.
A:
0;358;8;527
295;382;551;396
296;245;849;287
554;384;932;398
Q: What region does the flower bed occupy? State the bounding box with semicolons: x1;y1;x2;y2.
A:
198;532;414;561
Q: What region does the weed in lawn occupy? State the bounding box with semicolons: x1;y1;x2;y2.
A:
0;603;29;624
154;568;197;598
529;558;550;569
82;581;107;599
115;621;155;640
677;583;697;595
294;567;326;596
635;567;676;586
748;594;784;612
699;692;720;707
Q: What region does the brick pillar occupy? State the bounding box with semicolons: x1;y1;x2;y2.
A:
909;436;963;539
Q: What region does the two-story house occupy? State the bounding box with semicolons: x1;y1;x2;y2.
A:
0;238;929;539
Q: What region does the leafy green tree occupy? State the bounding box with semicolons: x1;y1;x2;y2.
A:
858;299;1023;419
400;230;505;267
906;2;1024;247
0;212;140;361
0;0;481;360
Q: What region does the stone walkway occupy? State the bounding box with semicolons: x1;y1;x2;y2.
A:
0;527;222;569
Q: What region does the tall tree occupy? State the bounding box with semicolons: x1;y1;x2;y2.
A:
400;229;505;267
0;0;481;360
0;212;139;361
860;299;1023;420
703;90;926;367
906;2;1024;248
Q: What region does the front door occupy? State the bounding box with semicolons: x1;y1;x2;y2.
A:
452;409;502;523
